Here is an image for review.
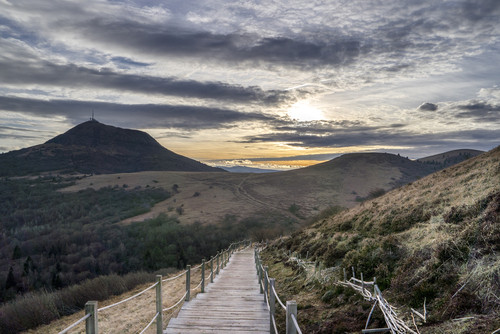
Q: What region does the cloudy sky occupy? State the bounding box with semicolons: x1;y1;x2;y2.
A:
1;0;499;169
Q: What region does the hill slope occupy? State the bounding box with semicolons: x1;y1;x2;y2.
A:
0;120;222;176
262;146;500;333
418;149;484;168
63;152;440;226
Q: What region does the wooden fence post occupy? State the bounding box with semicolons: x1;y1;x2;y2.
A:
286;300;297;334
361;272;365;293
264;266;269;303
156;275;163;334
85;301;98;334
270;278;276;334
352;266;355;278
343;267;347;281
217;253;220;275
210;257;214;283
186;265;191;301
201;259;205;293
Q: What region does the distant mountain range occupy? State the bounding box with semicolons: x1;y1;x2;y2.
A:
0;120;223;176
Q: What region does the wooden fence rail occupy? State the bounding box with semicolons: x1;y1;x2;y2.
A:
270;248;429;334
254;247;303;334
58;240;251;334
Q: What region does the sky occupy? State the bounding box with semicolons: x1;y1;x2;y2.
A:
0;0;499;170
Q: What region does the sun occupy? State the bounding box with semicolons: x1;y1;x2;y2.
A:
287;100;324;121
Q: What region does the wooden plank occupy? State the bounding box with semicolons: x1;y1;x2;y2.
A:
165;248;269;334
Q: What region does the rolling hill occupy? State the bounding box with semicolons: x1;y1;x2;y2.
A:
418;149;484;168
63;152;440;226
0;120;223;176
261;146;500;333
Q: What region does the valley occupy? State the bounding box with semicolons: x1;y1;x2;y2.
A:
61;152;441;226
0;120;494;333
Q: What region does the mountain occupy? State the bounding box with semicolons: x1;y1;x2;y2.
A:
261;146;499;333
418;149;484;168
0;120;223;176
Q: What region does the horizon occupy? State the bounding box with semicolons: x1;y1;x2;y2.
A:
1;118;488;172
0;0;499;170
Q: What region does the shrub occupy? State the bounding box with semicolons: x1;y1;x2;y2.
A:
0;271;153;333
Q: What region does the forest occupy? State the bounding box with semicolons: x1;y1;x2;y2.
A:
0;175;294;305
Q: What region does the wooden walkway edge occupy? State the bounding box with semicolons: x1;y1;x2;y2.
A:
165;247;268;333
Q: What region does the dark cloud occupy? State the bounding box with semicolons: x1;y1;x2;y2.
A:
273;120;365;134
418;102;438;111
0;133;40;140
241;125;500;149
110;56;151;68
0;125;51;133
0;58;290;105
461;0;500;22
78;18;364;68
0;96;274;130
249;153;342;162
456;101;500;122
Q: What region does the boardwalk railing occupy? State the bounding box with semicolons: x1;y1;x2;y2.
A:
58;240;251;334
339;267;425;334
264;247;428;334
254;247;303;334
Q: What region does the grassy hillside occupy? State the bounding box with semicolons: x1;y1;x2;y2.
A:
261;146;500;333
62;153;438;226
418;149;484;168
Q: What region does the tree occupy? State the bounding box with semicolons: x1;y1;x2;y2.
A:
5;266;16;290
12;245;21;260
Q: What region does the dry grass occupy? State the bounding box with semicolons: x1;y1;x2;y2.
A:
22;267;207;334
262;146;500;333
60;153;435;227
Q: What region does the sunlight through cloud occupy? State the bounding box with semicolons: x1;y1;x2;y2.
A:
287;100;324;122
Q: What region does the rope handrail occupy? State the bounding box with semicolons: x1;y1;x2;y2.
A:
272;314;279;334
162;269;188;282
265;289;270;311
272;284;286;311
193;276;203;291
138;312;159;334
163;291;188;312
191;262;203;270
62;239;250;334
291;313;303;334
98;282;158;312
57;313;91;334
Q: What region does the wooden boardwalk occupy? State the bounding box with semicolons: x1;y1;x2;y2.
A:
165;248;269;333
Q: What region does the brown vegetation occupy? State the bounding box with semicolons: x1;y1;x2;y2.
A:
261;146;500;333
62;152;438;226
